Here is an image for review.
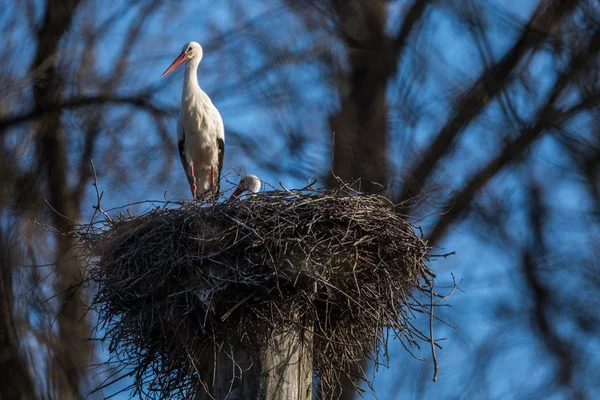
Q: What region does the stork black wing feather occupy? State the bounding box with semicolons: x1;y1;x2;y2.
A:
178;139;194;188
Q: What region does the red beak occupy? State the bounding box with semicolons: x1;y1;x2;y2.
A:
161;52;187;78
229;187;244;201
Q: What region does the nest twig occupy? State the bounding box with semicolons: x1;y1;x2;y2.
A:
75;182;451;399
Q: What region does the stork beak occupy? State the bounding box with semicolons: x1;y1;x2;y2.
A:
161;52;187;78
229;187;244;201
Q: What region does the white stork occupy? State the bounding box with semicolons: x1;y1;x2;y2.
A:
229;174;261;200
162;41;224;200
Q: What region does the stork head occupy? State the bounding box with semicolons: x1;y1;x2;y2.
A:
161;41;203;78
229;174;261;200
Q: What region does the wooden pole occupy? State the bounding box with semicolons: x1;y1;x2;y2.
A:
195;323;313;400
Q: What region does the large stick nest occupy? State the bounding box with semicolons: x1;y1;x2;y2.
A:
77;184;436;399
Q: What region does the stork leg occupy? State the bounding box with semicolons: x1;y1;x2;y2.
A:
189;162;197;201
211;165;216;195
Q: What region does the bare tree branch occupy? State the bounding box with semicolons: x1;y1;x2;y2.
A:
397;0;580;204
0;94;174;133
427;27;600;245
0;230;36;400
31;0;89;397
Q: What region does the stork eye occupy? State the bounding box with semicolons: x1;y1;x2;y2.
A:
187;48;192;53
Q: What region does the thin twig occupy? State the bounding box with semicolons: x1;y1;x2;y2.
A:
429;279;439;382
91;159;112;223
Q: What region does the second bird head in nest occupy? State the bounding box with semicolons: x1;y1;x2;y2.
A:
229;174;261;200
161;42;203;78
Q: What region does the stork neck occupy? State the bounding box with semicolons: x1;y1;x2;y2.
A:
183;58;200;91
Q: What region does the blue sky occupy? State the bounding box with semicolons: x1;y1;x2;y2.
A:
5;0;598;398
